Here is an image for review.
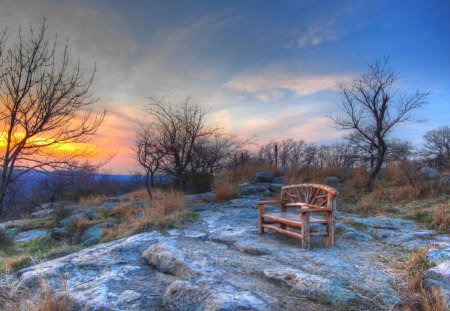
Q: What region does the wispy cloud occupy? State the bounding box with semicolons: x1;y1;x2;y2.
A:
295;24;339;48
225;68;347;102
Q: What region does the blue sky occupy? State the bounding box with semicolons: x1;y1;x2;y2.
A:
0;0;449;173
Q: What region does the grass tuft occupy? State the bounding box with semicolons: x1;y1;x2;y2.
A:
212;175;239;201
431;203;450;233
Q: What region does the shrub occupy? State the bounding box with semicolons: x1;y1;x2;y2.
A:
431;203;450;233
212;176;239;201
53;205;71;225
0;230;12;250
65;217;91;244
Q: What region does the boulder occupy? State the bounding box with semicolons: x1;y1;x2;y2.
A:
420;167;440;180
255;172;274;183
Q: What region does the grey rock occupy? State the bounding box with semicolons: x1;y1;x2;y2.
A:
117;290;142;303
239;183;271;195
263;268;358;304
186;192;215;203
425;260;450;309
341;231;373;241
427;248;450;265
79;225;103;247
162;280;268;311
142;242;193;277
13;230;48;243
255;172;274;183
326;176;342;184
420;166;440;180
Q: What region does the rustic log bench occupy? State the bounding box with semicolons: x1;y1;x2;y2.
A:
257;183;338;249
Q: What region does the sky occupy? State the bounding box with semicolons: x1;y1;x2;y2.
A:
0;0;449;174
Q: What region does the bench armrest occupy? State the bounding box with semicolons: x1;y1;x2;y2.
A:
257;200;280;205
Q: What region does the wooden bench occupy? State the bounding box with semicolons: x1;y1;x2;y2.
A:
257;183;338;249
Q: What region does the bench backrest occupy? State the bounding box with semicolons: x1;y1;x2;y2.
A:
280;183;338;211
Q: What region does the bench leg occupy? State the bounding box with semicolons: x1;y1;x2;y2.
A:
258;204;265;234
325;212;331;247
301;213;310;249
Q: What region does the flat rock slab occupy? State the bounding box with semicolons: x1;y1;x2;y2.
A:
13;230;48;243
11;196;450;310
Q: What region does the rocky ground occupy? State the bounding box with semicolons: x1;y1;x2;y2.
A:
2;186;449;311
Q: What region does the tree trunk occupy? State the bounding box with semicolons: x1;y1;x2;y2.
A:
145;170;153;199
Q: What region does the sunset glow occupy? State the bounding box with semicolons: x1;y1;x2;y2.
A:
1;0;449;173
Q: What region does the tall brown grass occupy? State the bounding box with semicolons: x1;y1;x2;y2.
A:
78;194;105;206
431;203;450;233
212;175;239;201
400;248;444;311
0;277;75;311
102;189;190;242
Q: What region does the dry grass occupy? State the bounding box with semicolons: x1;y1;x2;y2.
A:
212;175;239;201
0;277;75;311
400;248;444;311
128;188;150;199
347;166;367;189
102;189;193;242
431;203;450;233
3;254;31;273
65;216;91;244
78;194;105;206
110;204;134;221
133;189;188;230
356;188;386;215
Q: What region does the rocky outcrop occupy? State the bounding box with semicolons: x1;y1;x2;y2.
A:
5;196;450;310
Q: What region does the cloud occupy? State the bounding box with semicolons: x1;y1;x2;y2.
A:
296;24;339;48
225;68;346;102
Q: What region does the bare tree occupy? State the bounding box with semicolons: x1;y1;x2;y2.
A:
0;21;104;210
135;125;164;198
142;97;215;188
423;125;450;168
331;58;428;191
